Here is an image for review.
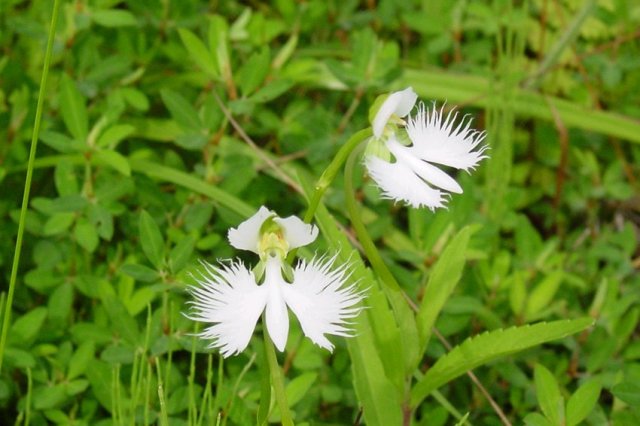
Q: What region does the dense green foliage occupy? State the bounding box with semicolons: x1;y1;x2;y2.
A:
1;0;639;425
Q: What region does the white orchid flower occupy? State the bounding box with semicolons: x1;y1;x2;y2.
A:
186;207;364;357
367;88;488;210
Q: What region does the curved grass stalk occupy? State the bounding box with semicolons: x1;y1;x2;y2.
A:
0;0;61;373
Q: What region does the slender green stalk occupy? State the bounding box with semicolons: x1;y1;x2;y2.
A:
263;332;294;426
302;128;372;224
156;358;170;426
0;0;61;373
343;146;401;292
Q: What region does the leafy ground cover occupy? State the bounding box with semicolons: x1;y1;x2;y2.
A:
1;0;639;425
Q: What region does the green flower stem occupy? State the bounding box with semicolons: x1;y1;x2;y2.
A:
286;128;372;264
343;145;401;292
0;0;61;373
263;331;294;426
302;128;372;224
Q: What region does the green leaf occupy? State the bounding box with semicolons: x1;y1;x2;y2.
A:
120;263;159;282
85;359;114;412
237;46;271;96
96;124;135;148
160;89;202;130
92;9;138;27
169;235;196;274
524;413;555;426
67;341;95;380
93;149;131;176
9;307;48;348
100;294;140;346
611;381;640;406
59;74;88;142
410;318;594;408
43;212;75;236
285;372;317;408
566;380;601;426
535;364;564;426
417;226;472;350
74;217;99;253
139;210;165;269
525;271;564;320
48;282;74;328
178;28;218;78
54;160;78;195
208;15;231;82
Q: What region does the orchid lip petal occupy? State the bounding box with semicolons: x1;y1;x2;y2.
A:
263;256;289;351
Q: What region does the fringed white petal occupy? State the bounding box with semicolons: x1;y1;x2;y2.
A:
281;255;365;351
406;103;488;171
365;155;446;210
372;87;418;138
263;256;290;351
387;139;463;194
227;206;273;254
275;216;318;250
186;260;267;358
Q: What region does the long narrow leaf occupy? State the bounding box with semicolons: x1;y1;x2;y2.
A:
411;318;594;408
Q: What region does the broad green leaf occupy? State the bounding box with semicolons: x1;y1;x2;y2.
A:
96;124;135;149
178;28;218;78
9;307;48;348
160;89;202;130
92;9;137;27
566;380;601;426
32;383;68;410
48;282;73;328
169;235;196;274
139;210;165;269
74;217;99;253
535;364;564;426
54;160;78;195
208;15;231;83
67;341;95;380
43;212;75;236
120;263;159;282
100;294;140;346
285;372;317;407
524;413;555;426
525;271;564;320
237;46;271;96
411;318;594;408
611;381;640;406
59;74;88;142
417;226;472;350
85;359;114;412
40;130;83;153
93;149;131;176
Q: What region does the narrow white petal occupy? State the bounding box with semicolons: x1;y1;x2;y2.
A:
387;139;463;194
372;87;418;138
263;256;289;351
406;103;488;171
186;260;267;357
275;216;318;250
282;255;365;352
227;206;273;253
365;155;446;210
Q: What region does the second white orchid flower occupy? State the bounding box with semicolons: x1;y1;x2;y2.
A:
366;87;488;210
187;207;364;357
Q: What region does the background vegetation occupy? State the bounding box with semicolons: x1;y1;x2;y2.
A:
1;0;639;424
